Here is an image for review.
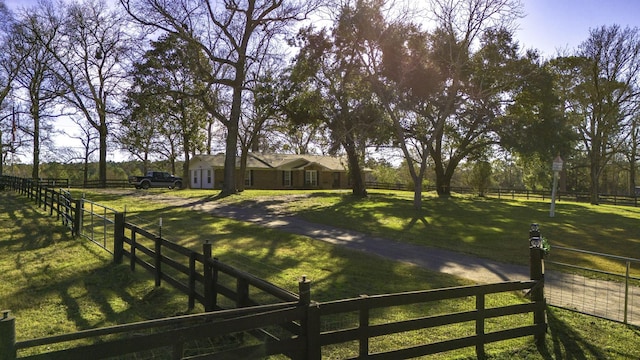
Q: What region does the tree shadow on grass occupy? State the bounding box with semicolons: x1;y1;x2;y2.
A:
402;215;429;232
537;308;609;359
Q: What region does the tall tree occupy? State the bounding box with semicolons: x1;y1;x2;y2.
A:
121;0;319;196
126;33;210;187
0;0;18;177
367;0;527;207
373;20;438;209
551;25;640;204
12;1;62;179
286;1;393;197
45;0;134;187
417;0;524;198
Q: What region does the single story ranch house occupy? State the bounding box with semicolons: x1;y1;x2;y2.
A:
189;153;357;190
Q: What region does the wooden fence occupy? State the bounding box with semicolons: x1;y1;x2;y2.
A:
2;279;545;360
366;181;640;206
1;175;547;359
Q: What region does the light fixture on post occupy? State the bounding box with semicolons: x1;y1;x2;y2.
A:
529;223;541;249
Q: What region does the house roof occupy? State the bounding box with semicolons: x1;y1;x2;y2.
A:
191;153;349;172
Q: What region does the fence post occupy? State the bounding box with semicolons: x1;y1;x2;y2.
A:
203;241;214;312
48;189;54;216
42;188;48;212
0;310;16;360
475;293;486;359
299;276;321;360
358;295;370;357
188;252;196;310
298;275;311;306
55;191;61;221
113;213;125;264
529;224;546;345
154;235;162;287
130;231;137;271
73;199;83;237
236;278;249;308
624;261;630;324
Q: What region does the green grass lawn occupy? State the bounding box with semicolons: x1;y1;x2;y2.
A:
79;187;640;275
4;188;640;359
284;190;640;274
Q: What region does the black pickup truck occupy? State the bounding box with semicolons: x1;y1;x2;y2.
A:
128;171;183;190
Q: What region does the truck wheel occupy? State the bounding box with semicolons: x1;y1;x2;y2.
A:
141;181;150;190
174;181;182;190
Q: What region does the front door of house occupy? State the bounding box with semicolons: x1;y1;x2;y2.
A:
192;169;203;189
192;168;214;189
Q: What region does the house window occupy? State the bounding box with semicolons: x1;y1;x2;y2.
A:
193;170;198;184
245;170;253;186
207;170;212;184
283;170;292;187
305;170;318;186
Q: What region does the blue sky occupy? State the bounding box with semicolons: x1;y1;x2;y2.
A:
6;0;640;57
517;0;640;57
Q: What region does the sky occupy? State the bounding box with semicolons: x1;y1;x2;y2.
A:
4;0;640;163
6;0;640;56
517;0;640;57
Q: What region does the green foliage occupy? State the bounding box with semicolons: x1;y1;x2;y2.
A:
500;53;576;161
468;160;492;196
124;33;210;176
285;3;395;196
367;158;403;185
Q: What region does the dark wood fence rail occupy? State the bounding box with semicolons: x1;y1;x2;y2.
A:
314;280;545;359
4;279;544;359
114;215;300;312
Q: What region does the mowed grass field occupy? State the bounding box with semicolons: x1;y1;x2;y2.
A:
82;187;640;275
2;188;640;359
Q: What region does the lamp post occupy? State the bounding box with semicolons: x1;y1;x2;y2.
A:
550;156;563;217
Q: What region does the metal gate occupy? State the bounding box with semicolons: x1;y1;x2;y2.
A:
78;196;118;254
545;246;640;325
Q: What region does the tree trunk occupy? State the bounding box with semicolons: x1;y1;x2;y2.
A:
237;149;248;192
435;174;451;197
142;153;149;174
630;157;637;196
99;121;107;188
343;137;366;197
83;154;89;187
182;149;190;189
433;161;452;197
590;161;600;204
31;114;40;179
413;181;422;210
221;89;242;196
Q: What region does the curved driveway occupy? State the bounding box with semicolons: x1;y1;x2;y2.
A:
175;196;530;284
